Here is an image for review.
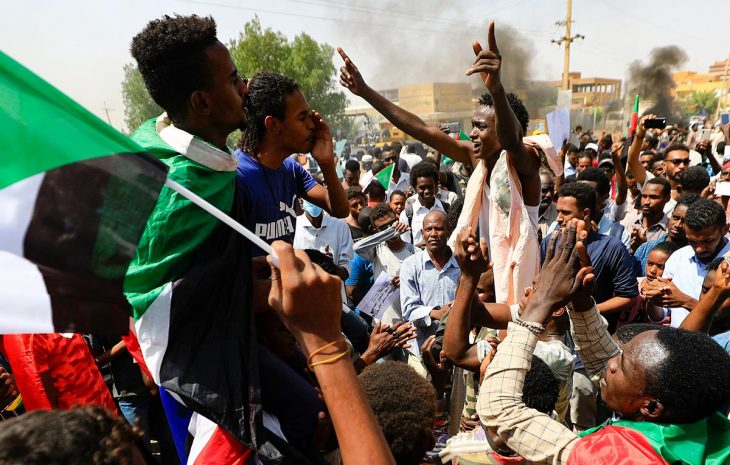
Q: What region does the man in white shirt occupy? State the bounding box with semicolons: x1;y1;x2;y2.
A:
293;200;353;281
644;198;730;327
400;143;423;170
400;161;447;247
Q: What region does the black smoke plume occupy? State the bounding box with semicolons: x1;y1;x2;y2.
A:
627;46;688;120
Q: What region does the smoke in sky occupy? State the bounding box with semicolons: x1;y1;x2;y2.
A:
627;46;688;119
331;0;536;92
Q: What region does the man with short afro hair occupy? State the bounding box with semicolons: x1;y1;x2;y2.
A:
359;361;437;465
401;161;448;246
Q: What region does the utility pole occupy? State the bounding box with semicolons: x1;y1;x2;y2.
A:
102;102;114;127
716;51;730;117
551;0;584;91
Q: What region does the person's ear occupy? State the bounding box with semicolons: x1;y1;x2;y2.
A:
551;306;566;318
639;398;664;420
582;208;591;223
264;115;280;135
190;90;211;116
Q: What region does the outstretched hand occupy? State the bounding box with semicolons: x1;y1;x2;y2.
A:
466;21;502;94
337;47;368;96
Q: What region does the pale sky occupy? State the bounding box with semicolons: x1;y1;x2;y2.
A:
3;0;728;131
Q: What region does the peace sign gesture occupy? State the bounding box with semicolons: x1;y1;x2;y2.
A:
466;21;502;94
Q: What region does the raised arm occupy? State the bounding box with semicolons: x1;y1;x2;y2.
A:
612;143;628;207
304;112;349;218
337;48;473;164
443;227;490;371
466;23;541;181
626;115;651;186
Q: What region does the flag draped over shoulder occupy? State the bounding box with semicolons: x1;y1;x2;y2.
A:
125;117;295;462
0;50;167;334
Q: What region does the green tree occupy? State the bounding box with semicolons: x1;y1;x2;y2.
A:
683;91;719;116
228;16;346;125
120;17;346;135
121;64;162;133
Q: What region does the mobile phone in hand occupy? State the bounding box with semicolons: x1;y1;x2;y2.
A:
644;117;666;129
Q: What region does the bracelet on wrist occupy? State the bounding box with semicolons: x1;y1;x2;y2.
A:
513;317;546;335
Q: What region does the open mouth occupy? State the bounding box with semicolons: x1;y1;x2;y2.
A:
472;141;482;154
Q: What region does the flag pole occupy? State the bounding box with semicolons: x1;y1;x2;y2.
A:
164;178;280;267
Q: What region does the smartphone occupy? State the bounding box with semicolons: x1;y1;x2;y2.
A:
700;128;712;142
722;113;730;125
444;122;460;135
715;181;730;197
644;117;666;129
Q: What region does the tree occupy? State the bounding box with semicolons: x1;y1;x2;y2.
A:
228;16;347;126
121;64;162;133
120;17;347;135
683;91;719;116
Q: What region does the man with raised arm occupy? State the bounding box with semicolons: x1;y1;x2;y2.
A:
338;22;542;305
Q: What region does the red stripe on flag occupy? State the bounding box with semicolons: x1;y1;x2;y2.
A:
567;425;669;465
192;425;252;465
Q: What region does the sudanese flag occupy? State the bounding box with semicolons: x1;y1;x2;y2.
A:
0;50;167;335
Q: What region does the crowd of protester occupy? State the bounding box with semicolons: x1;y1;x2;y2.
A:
0;13;729;465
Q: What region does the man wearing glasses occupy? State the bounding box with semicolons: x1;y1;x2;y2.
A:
661;143;692;215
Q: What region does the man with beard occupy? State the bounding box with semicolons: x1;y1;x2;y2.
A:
338;22;542;306
236;72;349;255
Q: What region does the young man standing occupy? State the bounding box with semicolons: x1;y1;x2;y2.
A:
236;72;348;255
339;23;542;306
400;161;448;247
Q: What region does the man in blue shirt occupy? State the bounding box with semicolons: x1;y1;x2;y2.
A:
235;72;349;255
541;182;638;331
400;210;461;351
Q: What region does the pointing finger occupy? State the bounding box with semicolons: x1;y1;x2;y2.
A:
336;47;349;62
487;21;500;55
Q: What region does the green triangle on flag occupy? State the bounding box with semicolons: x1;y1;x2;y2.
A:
374;163;394;189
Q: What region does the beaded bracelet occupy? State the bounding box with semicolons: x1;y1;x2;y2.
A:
513;317;546;335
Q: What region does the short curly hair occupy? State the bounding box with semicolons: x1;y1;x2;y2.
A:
558;181;596;213
0;405;140;465
685;198;726;231
238;72;300;154
524;356;561;414
478;92;529;134
131;15;218;119
646;327;730;423
577;167;610;197
409;161;439;188
370;202;396;225
679;166;710;194
359;361;436;465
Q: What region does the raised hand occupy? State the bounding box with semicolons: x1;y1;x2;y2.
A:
337;47;368;96
466;21;502;94
454;226;490;279
712;260;730;296
360;321;417;365
522;220;594;323
310;111;335;168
